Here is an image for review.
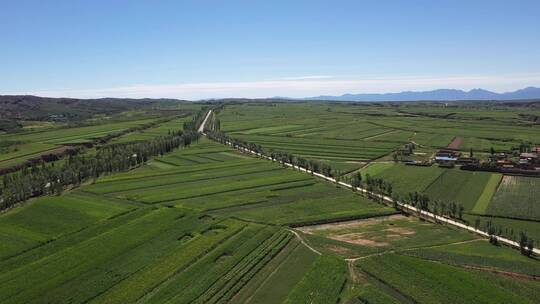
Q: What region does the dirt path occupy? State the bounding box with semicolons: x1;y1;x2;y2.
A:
198;110;213;133
462;265;539;281
347;260;361;283
346;239;483;262
287;229;321;255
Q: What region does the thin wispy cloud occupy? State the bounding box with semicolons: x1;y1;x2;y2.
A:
10;74;540;100
278;75;334;80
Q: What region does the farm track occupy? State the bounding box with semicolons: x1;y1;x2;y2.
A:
461;265;540;281
287;229;321;256
359;268;418;304
198;110;212;133
345;239;483;262
201;110;540;256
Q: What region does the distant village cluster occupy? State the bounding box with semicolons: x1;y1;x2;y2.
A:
484;147;540;172
401;142;540;175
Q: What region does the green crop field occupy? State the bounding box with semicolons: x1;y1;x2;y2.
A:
0;192;135;260
369;163;445;196
472;173;503;214
84;138;396;226
218;103;540;160
487;175;540;221
231;238;319;304
424;169;497;211
1;101;539;303
358;162;395;177
283;255;347;304
0;136;397;303
357;254;540;304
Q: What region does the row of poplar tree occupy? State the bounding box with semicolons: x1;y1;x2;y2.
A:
0;129;199;211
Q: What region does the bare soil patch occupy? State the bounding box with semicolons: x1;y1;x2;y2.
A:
297;214;406;233
332;233;389;247
499;175;517;187
447;136;463;149
387;227;416;236
326;245;352;254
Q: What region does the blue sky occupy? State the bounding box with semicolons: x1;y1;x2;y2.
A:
1;0;539;99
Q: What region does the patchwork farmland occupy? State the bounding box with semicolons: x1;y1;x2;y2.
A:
217;102;540;243
0;100;539;303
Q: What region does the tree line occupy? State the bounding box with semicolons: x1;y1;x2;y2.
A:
0;130;199;211
480;218;535;257
0;117;181;176
206;130;336;178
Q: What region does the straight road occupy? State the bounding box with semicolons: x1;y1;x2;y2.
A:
198;110;213;133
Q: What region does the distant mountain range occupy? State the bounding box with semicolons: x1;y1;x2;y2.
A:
303;86;540;102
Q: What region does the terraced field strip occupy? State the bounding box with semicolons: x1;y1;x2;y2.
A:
230;135;397;160
472;173;503;214
486;175;540;221
86;161;285;195
0;142;57;162
424;170;495;211
373;163;445;195
117;170;312;204
0;207;149;274
0;192;136;260
96;158;260;183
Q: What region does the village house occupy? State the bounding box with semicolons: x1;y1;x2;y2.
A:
434;149;461;165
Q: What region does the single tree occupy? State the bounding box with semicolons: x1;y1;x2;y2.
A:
519;232;532;256
458;204;464;220
526;238;534;257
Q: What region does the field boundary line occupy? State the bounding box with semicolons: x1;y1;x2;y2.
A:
359;268;418;304
94;167;287;195
239;238;301;304
145;177;311;204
